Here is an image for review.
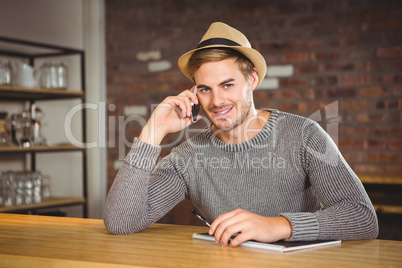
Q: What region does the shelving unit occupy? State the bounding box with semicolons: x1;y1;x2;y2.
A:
0;36;87;217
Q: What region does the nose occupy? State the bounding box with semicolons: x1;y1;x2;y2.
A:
211;90;226;107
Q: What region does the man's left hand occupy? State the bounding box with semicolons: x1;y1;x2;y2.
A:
208;208;292;247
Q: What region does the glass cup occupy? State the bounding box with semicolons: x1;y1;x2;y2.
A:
30;171;42;204
41;175;51;201
0;171;6;206
4;171;17;206
0;171;46;207
0;59;12;85
14;171;26;206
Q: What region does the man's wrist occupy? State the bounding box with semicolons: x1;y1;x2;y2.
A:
138;121;166;146
279;216;292;240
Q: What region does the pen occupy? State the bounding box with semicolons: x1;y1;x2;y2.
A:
191;209;211;227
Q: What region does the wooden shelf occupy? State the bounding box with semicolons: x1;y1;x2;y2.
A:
374;204;402;214
0;85;83;100
0;197;85;213
358;174;402;185
0;144;84;153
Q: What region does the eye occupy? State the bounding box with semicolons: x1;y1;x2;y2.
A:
224;83;233;89
199;87;210;93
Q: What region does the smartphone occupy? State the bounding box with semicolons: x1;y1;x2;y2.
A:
191;86;200;123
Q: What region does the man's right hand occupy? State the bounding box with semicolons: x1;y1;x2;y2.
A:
138;87;200;146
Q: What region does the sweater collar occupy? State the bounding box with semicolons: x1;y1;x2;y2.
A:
204;109;279;152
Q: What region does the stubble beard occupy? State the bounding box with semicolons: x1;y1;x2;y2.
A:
208;90;253;133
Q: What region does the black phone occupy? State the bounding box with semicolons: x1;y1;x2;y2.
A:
191;86;200;123
191;103;200;123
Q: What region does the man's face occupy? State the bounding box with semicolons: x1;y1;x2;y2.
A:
194;58;257;133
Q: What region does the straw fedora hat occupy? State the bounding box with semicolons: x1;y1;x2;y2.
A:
178;22;267;87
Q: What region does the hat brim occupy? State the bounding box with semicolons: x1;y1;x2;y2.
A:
178;45;267;88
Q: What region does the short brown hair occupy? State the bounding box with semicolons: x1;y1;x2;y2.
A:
187;48;255;82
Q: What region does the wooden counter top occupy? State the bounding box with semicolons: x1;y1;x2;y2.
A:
0;213;401;267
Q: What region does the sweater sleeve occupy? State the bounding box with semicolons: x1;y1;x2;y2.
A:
280;122;378;241
103;138;187;234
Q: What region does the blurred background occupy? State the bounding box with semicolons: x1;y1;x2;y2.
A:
0;0;401;240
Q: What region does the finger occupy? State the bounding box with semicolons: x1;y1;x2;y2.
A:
183;96;194;118
209;209;245;234
166;99;188;118
179;93;196;118
229;230;254;248
209;209;238;236
191;86;199;105
219;220;250;247
179;87;198;106
212;211;246;245
165;96;193;118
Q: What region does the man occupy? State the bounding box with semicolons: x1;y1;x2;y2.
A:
104;22;378;247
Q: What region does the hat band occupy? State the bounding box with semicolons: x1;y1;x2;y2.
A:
196;38;241;49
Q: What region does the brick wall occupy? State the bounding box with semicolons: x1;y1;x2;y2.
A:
106;0;402;228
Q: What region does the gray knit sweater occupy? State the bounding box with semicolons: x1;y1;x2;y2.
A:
103;109;378;241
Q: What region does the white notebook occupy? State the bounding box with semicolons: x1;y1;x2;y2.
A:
192;233;341;253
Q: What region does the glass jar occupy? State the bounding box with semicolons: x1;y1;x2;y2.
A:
56;61;68;89
40;62;58;88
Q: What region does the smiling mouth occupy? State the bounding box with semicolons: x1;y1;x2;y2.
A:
213;107;233;117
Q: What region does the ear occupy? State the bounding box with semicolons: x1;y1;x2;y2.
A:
250;67;259;91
